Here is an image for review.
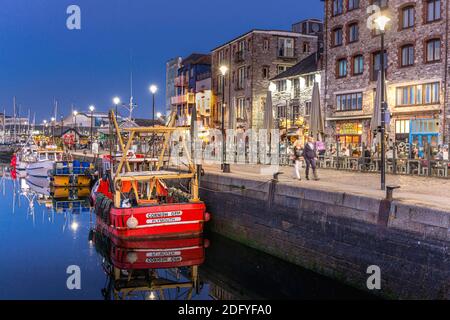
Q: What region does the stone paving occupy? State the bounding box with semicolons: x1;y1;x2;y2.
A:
201;163;450;212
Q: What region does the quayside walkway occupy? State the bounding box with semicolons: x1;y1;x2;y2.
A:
201;163;450;213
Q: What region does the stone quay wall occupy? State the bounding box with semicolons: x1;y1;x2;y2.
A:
199;172;450;300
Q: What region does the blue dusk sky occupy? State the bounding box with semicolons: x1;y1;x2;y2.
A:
0;0;323;121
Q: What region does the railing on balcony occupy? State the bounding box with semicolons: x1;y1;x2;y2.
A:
170;93;196;106
174;75;189;87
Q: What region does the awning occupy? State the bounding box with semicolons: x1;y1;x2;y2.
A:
326;115;372;121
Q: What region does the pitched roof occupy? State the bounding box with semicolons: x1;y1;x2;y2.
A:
271;51;322;81
182;53;211;66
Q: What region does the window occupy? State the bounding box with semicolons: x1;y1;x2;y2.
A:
401;6;414;29
426;39;441;62
348;0;359;10
426;0;441;22
278;38;294;57
218;50;225;65
293;78;300;97
337;58;347;78
263;38;269;52
333;28;343;46
303;42;310;53
277;65;289;74
372;51;387;81
333;0;343;16
237;98;245;119
277;80;287;92
353;55;364;75
336;92;363;111
237;67;246;89
372;0;388;9
277;105;287;118
401;45;414;67
396;120;410;134
305;101;312;115
396;82;439;106
293;105;300;119
348;23;359;43
217;75;224;94
262;66;270;79
305;74;315;87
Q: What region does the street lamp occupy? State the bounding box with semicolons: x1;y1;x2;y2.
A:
150;85;158;126
43;120;47;136
51;117;56;141
374;14;390;191
89;105;95;151
73;110;78;151
219;65;230;173
113;97;120;118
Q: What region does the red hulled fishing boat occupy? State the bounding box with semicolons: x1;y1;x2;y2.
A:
91;111;210;240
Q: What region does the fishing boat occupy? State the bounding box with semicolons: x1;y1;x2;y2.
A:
49;160;94;187
92;111;210;240
91;226;207;300
26;146;64;178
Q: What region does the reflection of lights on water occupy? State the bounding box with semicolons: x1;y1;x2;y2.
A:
148;291;156;300
71;221;79;231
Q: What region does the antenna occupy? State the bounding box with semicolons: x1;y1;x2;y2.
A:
128;50;137;120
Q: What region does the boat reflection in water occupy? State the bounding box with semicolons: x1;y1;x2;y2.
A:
91;225;209;300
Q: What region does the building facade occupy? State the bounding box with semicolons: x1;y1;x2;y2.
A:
324;0;449;155
168;53;213;130
165;57;182;115
211;29;319;131
270;51;325;145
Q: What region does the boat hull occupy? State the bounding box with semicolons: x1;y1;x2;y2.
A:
94;195;209;240
26;160;53;178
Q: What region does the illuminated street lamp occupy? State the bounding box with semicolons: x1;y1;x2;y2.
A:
374;14;391;191
89;105;95;148
113;97;120;118
73;110;78;151
219;66;230;173
150;85;158;127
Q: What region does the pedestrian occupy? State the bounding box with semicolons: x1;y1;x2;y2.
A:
303;136;319;181
292;140;303;181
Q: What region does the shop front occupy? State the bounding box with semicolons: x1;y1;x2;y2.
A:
335;121;363;155
394;118;440;158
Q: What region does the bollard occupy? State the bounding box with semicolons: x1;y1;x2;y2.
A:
386;185;400;201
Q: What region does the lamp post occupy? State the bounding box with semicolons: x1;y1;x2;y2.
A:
43;120;47;137
374;14;390;191
73;110;78;151
89;105;95;151
150;85;158;126
220;65;230;173
51;117;55;142
112;97;121;156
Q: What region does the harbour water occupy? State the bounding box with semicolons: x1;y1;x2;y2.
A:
0;164;376;300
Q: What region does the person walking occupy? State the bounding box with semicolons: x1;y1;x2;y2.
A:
292;140;303;181
303;136;319;181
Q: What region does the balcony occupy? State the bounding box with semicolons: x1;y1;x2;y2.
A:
234;51;245;63
174;75;188;87
170;93;195;105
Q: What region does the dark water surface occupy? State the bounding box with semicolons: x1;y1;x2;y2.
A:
0;168;375;300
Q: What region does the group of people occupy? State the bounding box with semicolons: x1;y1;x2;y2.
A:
291;136;320;181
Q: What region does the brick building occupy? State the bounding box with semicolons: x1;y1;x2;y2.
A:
270;51;325;146
211;29;318;131
323;0;449;155
167;53;213;130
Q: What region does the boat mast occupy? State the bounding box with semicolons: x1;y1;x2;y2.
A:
13;96;17;143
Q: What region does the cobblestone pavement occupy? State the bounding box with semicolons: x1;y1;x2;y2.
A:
202;163;450;212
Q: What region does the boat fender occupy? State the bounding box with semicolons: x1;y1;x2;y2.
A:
126;216;138;229
126;251;138;264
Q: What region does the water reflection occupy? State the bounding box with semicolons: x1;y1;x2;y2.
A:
0;163;375;300
91;227;208;300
